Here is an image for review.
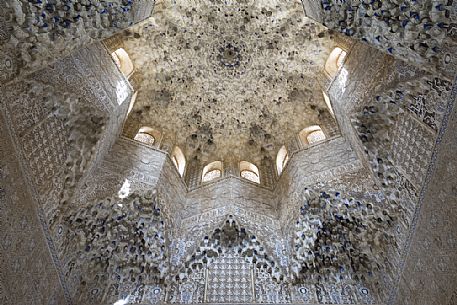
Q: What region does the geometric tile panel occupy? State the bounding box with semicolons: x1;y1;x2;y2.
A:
391;76;457;305
390;113;435;190
19;115;70;200
6;89;54;136
207;250;253;303
0;114;67;305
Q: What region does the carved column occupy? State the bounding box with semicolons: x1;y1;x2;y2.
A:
224;158;240;177
260;155;276;188
185;157;202;189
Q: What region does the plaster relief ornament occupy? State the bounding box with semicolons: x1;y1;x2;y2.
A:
210;38;251;77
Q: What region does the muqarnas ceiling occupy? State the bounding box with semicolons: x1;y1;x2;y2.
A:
121;0;339;163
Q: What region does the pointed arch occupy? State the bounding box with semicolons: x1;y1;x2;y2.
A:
324;47;347;78
170;216;287;283
240;161;260;184
134;126;161;147
299;125;326;146
111;48;134;78
202;161;223;183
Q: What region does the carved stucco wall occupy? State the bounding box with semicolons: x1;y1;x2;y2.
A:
76;139;184;241
76;138;167;205
0;109;67;305
277;136;362;227
155;146;188;233
326;39;455;303
185;177;277;219
79;136;281;263
166;216;380;305
274;134;383;299
393;79;456;305
180;177;281;269
326;42;388;169
0;42;132;303
329;40;452;196
93;135;362;243
70;190;169;305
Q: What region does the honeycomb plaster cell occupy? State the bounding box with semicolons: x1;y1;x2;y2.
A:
317;0;456;78
291;188;394;288
66;190;168;304
1;0;155;82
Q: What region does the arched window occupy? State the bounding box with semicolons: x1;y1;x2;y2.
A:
240;161;260;184
133;127;161;147
299;126;326;146
276;145;289;176
111;48;134;78
172;146;186;177
322;91;335;118
202;161;223;183
324;47;347;78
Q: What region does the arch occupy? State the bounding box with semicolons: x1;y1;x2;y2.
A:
299;125;326;146
134;126;161;147
172;146;186;177
240;161;260;184
322;91;335;118
111;48;134;78
202;161;223;183
172;216;286;285
276;145;289;176
324;47;347;78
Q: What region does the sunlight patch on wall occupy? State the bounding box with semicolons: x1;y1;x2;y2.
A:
113;297;130;305
118;179;131;199
116;80;130;105
339;67;348;94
